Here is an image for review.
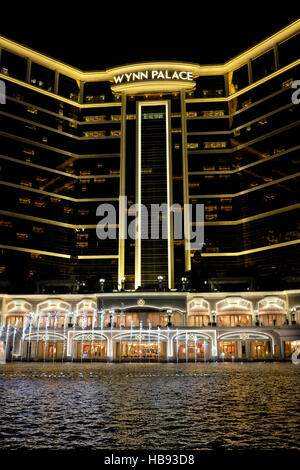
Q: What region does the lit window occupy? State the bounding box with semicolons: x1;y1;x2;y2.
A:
16;232;29;240
18;197;31;205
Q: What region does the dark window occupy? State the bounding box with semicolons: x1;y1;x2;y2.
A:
0;49;27;81
252;49;276;82
30;62;55;92
278;33;300;67
196;76;225;97
230;64;249;93
58;74;80;102
84;82;108;103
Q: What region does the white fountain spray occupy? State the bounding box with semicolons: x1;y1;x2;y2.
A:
139;320;143;361
36;315;41;360
203;340;207;363
167;326;170;363
52;311;58;362
130;319;133;363
148;321;152;362
27;312;34;361
80;311;87;362
119;310;123;362
20;316;29;361
185;331;188;363
157;326;161;363
4;323;10;362
43;313;50;362
62;311;68;363
12;318;19;361
72;310;77;361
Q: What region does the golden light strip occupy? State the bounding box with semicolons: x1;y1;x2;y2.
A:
185;58;300;103
0;244;120;260
0;109;121;142
77;255;119;259
0;209;120;229
0;180;119;202
1;19;299;79
189;174;300;199
0;243;70;258
193;203;300;226
189;145;300;175
0;153;120;180
0;129;121;161
188;120;300;157
0;19;299;104
196;238;300;257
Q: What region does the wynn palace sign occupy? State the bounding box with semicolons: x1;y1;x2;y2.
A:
110;64;197;93
113;70;194;84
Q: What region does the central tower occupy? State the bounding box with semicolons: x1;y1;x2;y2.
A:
136;101;173;289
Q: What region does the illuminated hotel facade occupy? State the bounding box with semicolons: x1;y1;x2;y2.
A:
0;21;299;361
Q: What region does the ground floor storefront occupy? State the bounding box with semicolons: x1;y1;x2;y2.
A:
1;327;299;362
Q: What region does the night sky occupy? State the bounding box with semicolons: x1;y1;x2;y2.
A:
0;9;299;70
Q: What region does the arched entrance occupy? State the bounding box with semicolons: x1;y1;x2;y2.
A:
173;331;212;361
23;331;67;360
113;331;168;361
218;331;274;359
72;332;107;360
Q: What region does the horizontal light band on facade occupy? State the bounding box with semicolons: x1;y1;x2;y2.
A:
192;203;300;226
0;154;120;180
188;120;300;156
0;244;120;259
189;174;300;199
4;83;287;129
0;130;121;161
0;180;119;202
77;255;119;259
188;145;300;175
185;58;300;103
0;24;299;109
111;80;196;94
196;239;300;257
187;103;293;137
0;110;121;142
0;210;120;230
0;243;71;258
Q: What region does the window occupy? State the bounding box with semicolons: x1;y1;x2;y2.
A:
30;62;55;92
58;74;80;102
110;130;121;136
198;76;225;97
0;50;27;81
32;226;45;234
187;143;198;149
202;110;225;117
18;197;31;205
16;232;29;239
204;142;227;149
83;130;106;137
252;49;276;82
186;111;197;118
278;33;300;67
230;64;249;93
83;115;106;122
84;82;107;103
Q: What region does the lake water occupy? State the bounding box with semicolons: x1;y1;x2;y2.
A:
0;362;299;451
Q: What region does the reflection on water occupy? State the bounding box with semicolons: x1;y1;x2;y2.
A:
0;362;299;450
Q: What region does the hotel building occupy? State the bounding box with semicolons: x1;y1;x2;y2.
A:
0;21;299;361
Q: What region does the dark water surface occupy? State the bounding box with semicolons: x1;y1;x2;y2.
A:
0;362;299;451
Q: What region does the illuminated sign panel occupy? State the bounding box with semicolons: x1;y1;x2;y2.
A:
113;70;193;84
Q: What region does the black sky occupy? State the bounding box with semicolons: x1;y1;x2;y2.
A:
0;8;299;70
